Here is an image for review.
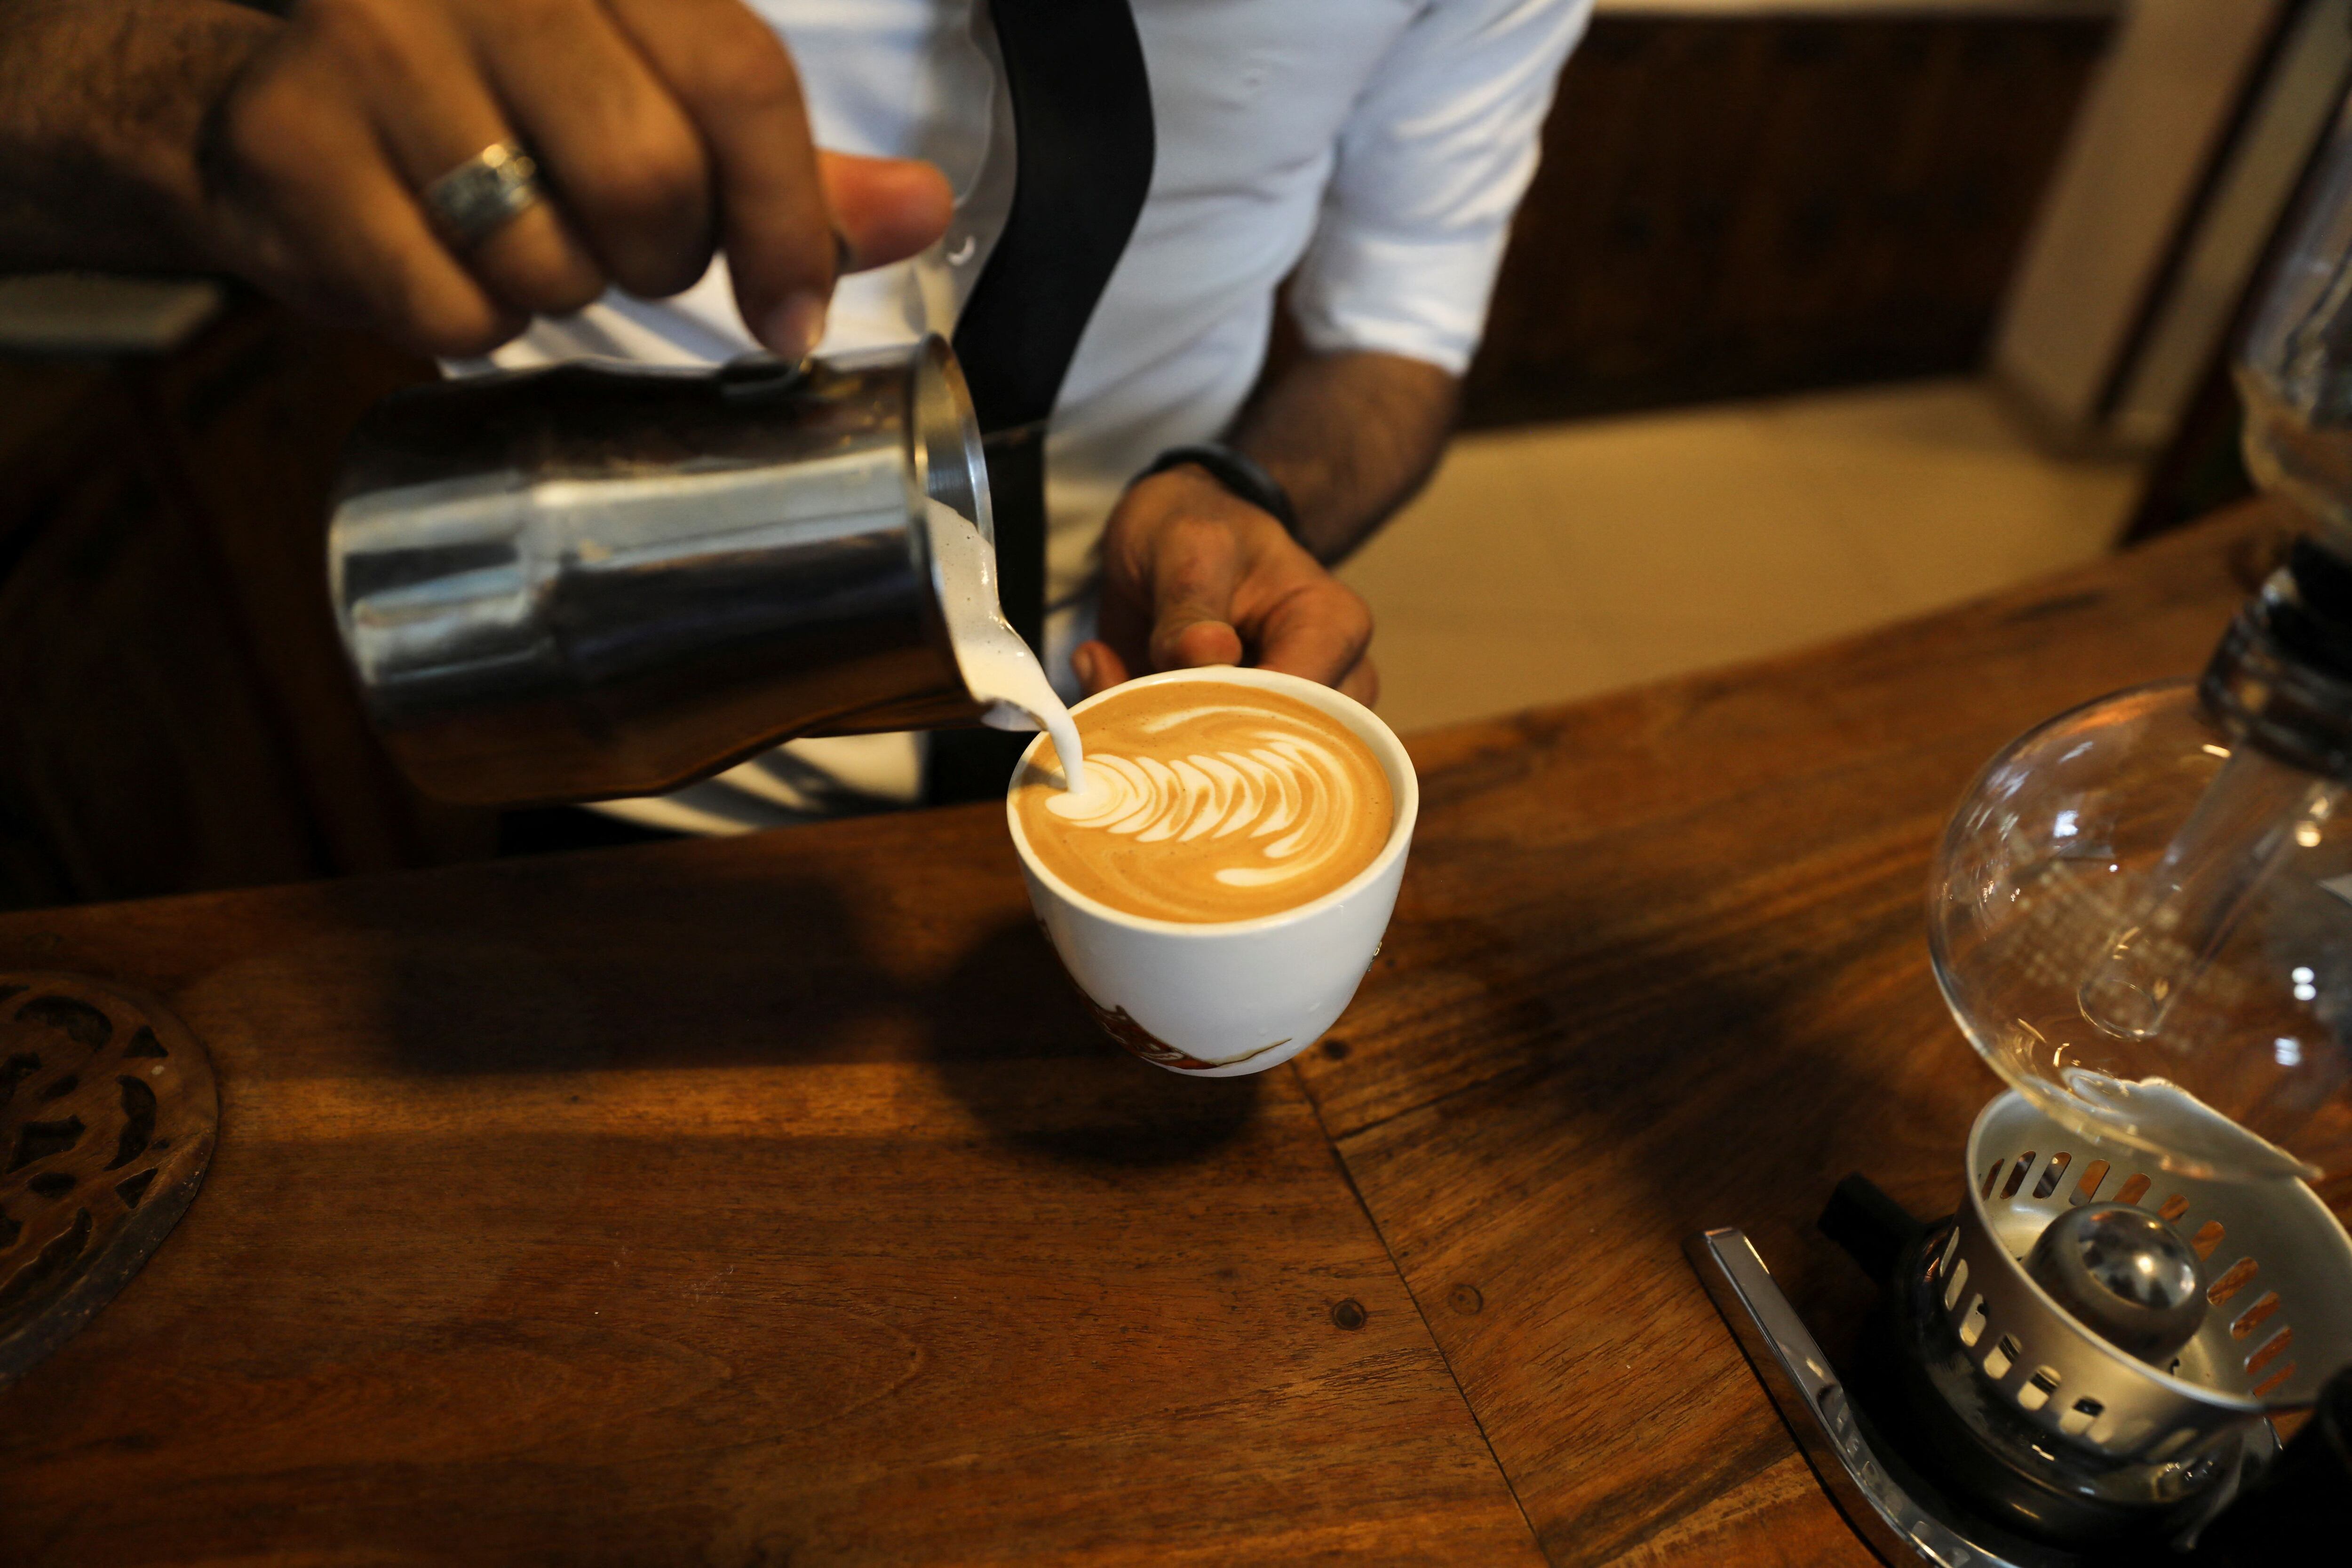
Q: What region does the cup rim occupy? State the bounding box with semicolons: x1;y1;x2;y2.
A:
1003;665;1420;938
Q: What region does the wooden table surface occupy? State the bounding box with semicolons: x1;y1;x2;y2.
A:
1;505;2331;1566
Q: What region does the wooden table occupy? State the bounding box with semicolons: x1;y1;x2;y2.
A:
2;506;2333;1565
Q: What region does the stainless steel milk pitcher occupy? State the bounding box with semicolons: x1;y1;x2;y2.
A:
329;336;996;805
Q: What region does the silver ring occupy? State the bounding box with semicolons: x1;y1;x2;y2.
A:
421;140;545;248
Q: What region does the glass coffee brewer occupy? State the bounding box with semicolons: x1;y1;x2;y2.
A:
1688;126;2352;1566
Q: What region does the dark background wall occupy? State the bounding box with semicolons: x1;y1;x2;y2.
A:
1462;11;2112;428
0;312;487;911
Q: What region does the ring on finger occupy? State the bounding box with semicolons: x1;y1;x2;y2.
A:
422;140;547;249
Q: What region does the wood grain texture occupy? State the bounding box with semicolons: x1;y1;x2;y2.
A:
0;810;1535;1564
0;503;2320;1565
1290;504;2318;1565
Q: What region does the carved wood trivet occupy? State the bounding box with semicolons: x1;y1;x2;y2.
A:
0;972;217;1385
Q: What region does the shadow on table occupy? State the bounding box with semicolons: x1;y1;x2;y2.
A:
1510;889;1970;1360
320;852;913;1075
316;849;1262;1167
919;915;1264;1170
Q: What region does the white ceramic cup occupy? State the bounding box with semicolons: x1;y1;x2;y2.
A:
1004;665;1419;1077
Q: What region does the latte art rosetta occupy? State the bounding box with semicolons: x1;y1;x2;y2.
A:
1013;681;1392;924
1044;726;1360;888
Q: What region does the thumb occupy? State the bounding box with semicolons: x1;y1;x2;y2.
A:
1148;564;1246;672
1156;617;1245;672
818;151;953;272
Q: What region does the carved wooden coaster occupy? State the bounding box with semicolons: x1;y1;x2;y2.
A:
0;972;217;1385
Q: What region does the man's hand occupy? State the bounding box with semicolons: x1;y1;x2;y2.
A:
204;0;950;358
1075;464;1378;706
1072;350;1461;707
0;0;950;361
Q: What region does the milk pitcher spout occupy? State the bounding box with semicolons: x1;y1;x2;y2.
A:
329;336;999;806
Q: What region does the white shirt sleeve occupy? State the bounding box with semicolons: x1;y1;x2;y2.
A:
1289;0;1592;374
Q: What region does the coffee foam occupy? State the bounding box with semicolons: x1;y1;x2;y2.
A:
1012;680;1392;924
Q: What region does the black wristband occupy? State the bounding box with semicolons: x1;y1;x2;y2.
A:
1138;443;1301;539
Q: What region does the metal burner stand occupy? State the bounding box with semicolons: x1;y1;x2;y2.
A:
1693;1225;2041;1568
1690;1089;2352;1566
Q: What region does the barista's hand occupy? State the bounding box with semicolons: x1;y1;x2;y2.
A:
1074;465;1379;706
199;0;951;358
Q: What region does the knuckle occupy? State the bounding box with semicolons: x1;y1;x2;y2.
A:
497;0;577;30
688;31;802;115
215;71;311;184
405;292;514;358
582;137;708;230
485;248;606;319
302;0;420;76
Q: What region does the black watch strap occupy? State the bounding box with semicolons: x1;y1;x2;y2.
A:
1141;443;1301;539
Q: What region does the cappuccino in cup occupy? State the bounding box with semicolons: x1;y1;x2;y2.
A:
1005;666;1418;1076
1010;681;1393;924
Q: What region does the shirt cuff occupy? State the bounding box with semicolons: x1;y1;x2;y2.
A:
1288;226;1509;376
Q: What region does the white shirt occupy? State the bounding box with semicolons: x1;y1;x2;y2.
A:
478;0;1591;832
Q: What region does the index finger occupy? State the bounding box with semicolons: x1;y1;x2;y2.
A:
604;0;834;357
1246;577;1375;689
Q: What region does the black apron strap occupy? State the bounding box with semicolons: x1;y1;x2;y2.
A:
929;0;1156;805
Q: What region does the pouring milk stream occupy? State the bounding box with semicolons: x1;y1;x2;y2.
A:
926;498;1091;795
